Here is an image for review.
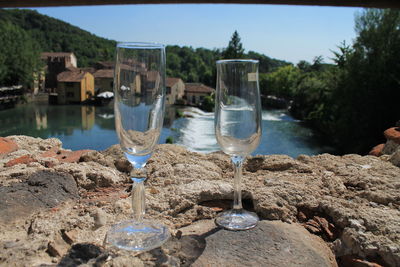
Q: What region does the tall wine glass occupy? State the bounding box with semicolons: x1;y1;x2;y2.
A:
105;42;169;251
214;59;262;230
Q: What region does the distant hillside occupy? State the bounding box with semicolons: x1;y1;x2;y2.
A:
0;9;116;67
0;9;289;87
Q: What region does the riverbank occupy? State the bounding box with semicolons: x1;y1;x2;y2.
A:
0;135;399;266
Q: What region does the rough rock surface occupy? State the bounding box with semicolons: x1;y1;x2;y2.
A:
0;136;399;266
187;220;337;267
0;170;79;224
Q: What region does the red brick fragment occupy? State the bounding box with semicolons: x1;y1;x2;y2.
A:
58;150;93;163
297;211;307;222
5;155;37;167
40;147;94;163
384;127;400;144
369;143;385;157
40;146;60;158
314;216;334;240
339;255;384;267
0;137;18;156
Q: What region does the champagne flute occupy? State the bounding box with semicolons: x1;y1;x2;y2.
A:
105;42;169;251
214;59;262;230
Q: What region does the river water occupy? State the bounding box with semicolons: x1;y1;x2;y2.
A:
0;103;333;157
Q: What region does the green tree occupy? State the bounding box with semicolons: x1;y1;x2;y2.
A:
260;65;300;98
0;20;41;86
223;30;245;59
328;9;400;153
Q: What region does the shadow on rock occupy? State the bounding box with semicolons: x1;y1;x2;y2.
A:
139;227;220;267
58;243;108;266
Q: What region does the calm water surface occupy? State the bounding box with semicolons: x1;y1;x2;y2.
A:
0;103;333;157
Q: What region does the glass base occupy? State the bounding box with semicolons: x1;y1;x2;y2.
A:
105;220;170;251
215;209;259;230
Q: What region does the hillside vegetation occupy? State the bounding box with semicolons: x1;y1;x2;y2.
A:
262;9;400;154
0;9;288;88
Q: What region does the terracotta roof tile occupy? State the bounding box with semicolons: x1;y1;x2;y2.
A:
94;69;114;78
166;77;181;87
185;83;214;93
57;70;87;82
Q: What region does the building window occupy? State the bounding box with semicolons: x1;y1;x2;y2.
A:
166;86;171;94
200;96;204;102
66;82;74;87
66;92;74;97
192;95;196;103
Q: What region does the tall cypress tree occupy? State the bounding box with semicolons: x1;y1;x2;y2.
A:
223;30;245;59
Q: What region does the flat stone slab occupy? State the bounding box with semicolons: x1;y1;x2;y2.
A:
183;220;337;267
0;170;79;223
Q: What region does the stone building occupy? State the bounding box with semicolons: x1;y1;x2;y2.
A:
184;83;214;106
166;77;185;105
93;69;114;94
41;52;77;91
56;70;94;104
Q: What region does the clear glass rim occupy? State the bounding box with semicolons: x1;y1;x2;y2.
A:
117;42;165;49
216;59;259;64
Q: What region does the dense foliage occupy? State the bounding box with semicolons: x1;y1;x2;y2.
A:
166;33;288;87
0;9;116;68
0;20;42;86
263;9;400;154
0;9;287;88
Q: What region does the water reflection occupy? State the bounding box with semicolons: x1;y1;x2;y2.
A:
171;108;334;157
0;103;332;156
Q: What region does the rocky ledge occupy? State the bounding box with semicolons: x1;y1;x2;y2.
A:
0;136;399;267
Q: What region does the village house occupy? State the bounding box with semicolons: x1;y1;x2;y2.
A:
41;52;77;91
166;77;185;105
56;70;94;104
93;69;114;94
184;83;214;106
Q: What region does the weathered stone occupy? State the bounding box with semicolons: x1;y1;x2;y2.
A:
189;220;337;267
47;234;70;257
40;147;94;163
369;143;384;157
382;140;400;155
91;208;108;229
384;127;400;144
102;144;133;173
389;148;400;167
79;150;115;168
54;161;128;189
0;137;18;157
1;139;400;266
5;154;37;167
63;229;78;245
8;135;61;153
0;170;79;223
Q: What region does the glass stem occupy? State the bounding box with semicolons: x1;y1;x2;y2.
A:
131;177;146;222
231;155;245;210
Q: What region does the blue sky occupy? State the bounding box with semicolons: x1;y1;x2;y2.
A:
32;4;362;64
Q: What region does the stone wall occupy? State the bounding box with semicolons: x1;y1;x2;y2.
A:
0;135;399;266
